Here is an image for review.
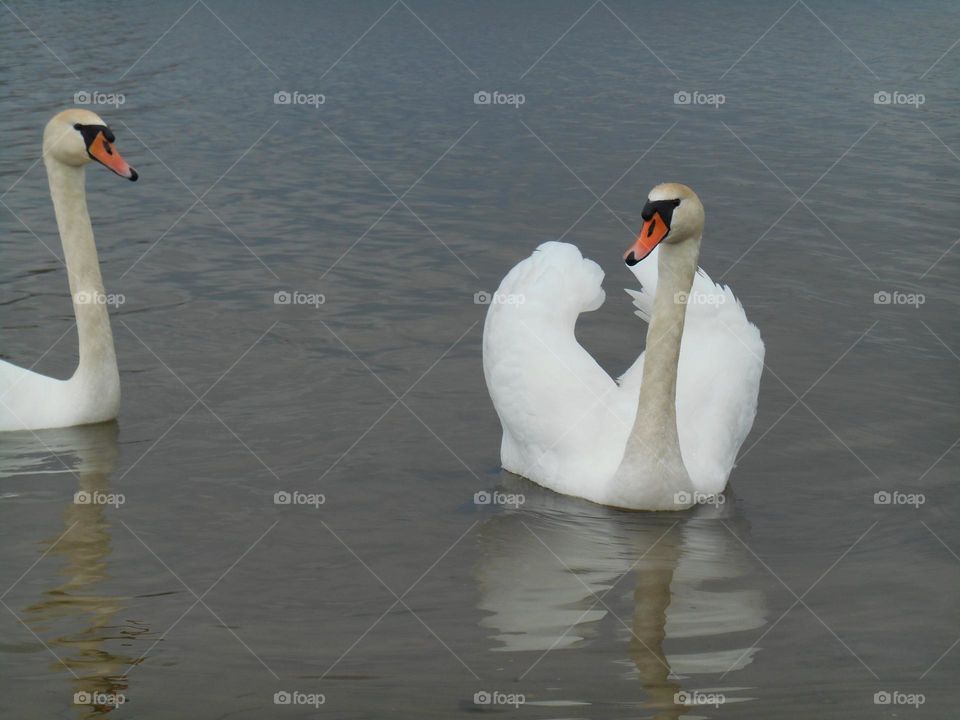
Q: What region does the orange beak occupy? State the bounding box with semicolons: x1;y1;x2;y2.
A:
624;211;669;265
88;131;137;181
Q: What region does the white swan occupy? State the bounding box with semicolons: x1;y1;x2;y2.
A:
1;109;138;432
482;183;764;510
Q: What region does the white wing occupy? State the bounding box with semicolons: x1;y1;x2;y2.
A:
482;242;635;501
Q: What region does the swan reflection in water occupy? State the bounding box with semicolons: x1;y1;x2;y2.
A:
475;481;766;718
2;423;149;717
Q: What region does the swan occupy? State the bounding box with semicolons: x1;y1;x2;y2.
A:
1;109;138;432
482;183;764;511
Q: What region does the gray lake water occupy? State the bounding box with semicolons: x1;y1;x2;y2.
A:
1;1;959;718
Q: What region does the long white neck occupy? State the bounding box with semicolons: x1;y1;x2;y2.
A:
610;238;699;509
634;240;698;453
45;157;119;395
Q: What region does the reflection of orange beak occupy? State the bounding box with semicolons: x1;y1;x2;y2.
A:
624;211;669;265
88;131;137;181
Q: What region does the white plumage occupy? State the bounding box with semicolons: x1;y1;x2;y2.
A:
483;185;764;510
2;109;136;432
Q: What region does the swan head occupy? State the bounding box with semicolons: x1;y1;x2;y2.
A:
43;109;138;181
624;183;703;265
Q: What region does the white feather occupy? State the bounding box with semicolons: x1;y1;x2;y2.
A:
482;241;764;507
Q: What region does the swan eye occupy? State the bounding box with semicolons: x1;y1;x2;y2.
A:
74;123;82;130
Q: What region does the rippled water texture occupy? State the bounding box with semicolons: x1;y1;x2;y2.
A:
1;1;958;718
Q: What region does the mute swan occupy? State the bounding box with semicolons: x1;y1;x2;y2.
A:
482;183;763;511
1;109;138;432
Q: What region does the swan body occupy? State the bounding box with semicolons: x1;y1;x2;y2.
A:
483;184;763;510
1;109;137;432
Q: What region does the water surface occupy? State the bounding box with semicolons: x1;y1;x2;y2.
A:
1;1;958;717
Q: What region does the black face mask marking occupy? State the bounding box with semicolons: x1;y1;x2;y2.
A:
73;123;115;155
640;198;681;227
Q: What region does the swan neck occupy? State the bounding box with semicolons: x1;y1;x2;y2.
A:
46;158;119;385
616;238;699;503
635;240;698;433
